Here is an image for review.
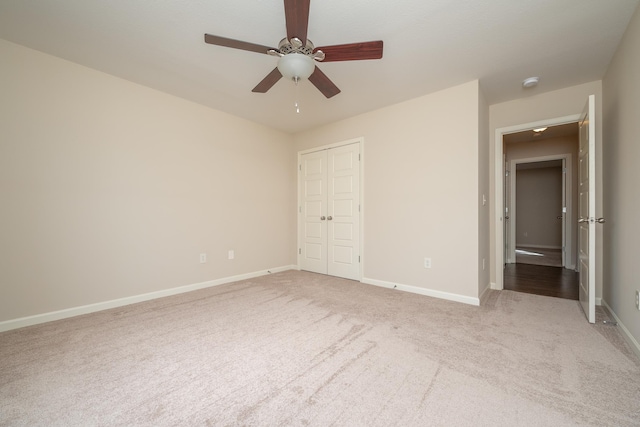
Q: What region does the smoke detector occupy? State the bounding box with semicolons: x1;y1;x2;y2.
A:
522;77;540;88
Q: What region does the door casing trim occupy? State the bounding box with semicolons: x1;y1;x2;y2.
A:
507;153;574;270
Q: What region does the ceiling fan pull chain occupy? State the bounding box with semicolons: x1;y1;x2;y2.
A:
294;76;301;114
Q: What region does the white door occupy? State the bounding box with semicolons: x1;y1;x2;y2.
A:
300;150;327;274
299;143;361;280
504;159;511;264
578;95;596;323
561;159;567;267
327;144;360;280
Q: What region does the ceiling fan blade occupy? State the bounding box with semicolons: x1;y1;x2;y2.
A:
204;34;275;55
308;67;340;98
252;68;283;93
315;41;383;62
284;0;310;44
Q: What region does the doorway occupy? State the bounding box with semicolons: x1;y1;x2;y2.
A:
514;161;564;268
507;155;572;269
500;123;580;300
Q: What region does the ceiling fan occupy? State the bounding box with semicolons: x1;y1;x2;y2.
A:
204;0;383;98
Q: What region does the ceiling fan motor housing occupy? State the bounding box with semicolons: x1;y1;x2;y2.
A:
278;37;315;55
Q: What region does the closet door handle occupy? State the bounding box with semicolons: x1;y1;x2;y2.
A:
327;216;333;221
320;216;326;220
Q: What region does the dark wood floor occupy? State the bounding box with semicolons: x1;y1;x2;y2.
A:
504;263;579;300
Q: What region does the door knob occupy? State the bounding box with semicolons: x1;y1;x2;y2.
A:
596;217;606;223
578;218;588;223
327;216;333;221
557;216;563;219
505;216;510;220
320;216;326;220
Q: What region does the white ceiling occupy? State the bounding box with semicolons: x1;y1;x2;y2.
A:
1;0;638;134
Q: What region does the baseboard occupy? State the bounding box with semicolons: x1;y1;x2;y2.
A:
0;265;297;333
601;299;640;360
361;277;480;306
516;244;562;250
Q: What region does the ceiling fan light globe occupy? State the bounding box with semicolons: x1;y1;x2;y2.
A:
277;53;315;81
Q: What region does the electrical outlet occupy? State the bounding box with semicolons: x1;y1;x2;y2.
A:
635;290;640;311
228;250;235;260
424;258;432;269
200;253;207;263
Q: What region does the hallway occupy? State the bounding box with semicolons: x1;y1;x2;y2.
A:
504;263;578;300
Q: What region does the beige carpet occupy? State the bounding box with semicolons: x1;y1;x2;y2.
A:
1;270;639;426
516;246;563;267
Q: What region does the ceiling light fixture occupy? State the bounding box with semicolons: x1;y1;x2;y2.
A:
268;38;324;114
277;53;315;81
522;77;540;88
533;127;548;132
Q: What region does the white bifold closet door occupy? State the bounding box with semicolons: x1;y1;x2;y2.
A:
299;142;360;280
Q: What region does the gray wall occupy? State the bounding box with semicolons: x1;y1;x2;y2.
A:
515;166;563;248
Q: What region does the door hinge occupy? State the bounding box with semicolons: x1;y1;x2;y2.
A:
358;154;361;161
299;206;302;213
299;248;301;255
358;256;361;262
299;164;302;171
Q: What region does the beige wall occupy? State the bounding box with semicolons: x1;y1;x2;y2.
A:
478;88;491;298
294;81;482;300
515;167;563;248
0;40;296;322
489;81;603;298
4;8;637;346
602;5;640;347
506;136;578;164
